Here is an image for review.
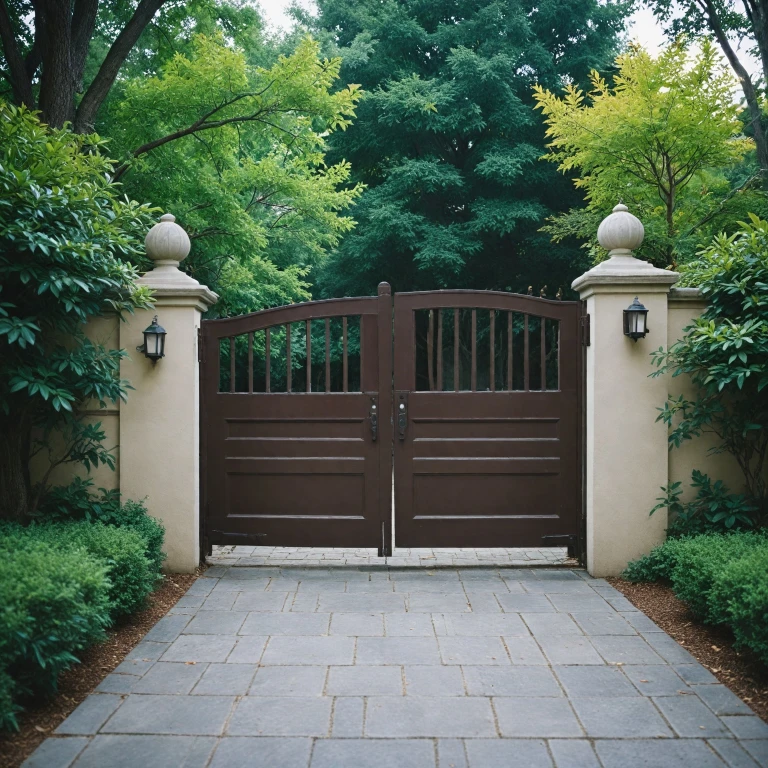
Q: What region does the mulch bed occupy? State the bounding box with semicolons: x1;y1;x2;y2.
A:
610;577;768;724
0;568;203;768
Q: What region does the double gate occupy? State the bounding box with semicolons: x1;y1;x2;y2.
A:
201;284;584;558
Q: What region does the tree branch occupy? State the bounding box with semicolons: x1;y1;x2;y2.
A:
70;0;99;93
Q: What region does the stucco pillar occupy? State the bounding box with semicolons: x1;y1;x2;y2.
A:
120;214;218;572
572;205;678;577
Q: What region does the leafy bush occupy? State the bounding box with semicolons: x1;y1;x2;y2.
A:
38;481;165;571
710;547;768;663
651;471;759;537
669;532;768;621
0;530;111;729
622;536;689;582
31;522;159;620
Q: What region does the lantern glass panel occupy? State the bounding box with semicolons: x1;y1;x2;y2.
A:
145;332;160;357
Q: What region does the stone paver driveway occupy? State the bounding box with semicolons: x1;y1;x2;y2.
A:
26;567;768;768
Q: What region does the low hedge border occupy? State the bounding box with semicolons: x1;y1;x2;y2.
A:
624;531;768;664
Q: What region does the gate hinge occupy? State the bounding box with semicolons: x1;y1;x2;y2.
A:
580;314;590;346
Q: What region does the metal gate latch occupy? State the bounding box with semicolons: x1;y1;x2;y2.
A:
397;394;407;440
369;398;378;442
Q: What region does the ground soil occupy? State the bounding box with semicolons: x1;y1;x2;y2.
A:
0;569;203;768
610;577;768;724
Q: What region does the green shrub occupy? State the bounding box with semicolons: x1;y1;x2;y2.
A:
0;667;19;732
100;500;165;573
32;522;158;620
0;531;110;722
670;531;768;621
709;547;768;662
622;536;689;582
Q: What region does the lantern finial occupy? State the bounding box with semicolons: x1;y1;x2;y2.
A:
145;212;191;266
597;203;645;255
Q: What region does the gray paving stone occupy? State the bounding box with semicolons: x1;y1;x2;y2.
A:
723;716;768;739
554;665;638;698
571;612;636;635
311;738;436;768
209;737;313;768
240;612;330;636
298;579;347;592
465;739;552;768
437;739;468;768
463;592;504;612
171;596;205;612
72;735;217;768
55;695;123;735
620;612;663;632
262;635;354;665
227;636;268;663
249;665;327;696
330;612;385;636
317;593;406;612
357;636;441;665
438;636;509;665
113;658;154;676
523;613;582;636
365;696;496;737
185;580;215;597
496;594;555;613
227;696;332;736
675;662;720;685
326;665;403;696
523;580;596;595
605;596;639;612
493;696;582;737
133;662;207;694
547;739;600;768
182;611;247;635
385;613;436;636
595;739;726;768
741;740;768;765
210;578;271;593
22;737;89;768
408;593;472;613
623;664;693;696
708;738;761;768
405;665;465;695
192;663;258;695
570;697;673;738
96;673;138;694
395;579;466;593
232;592;290;612
537;635;603;665
437;613;528;637
125;641;170;662
548;594;611;612
504;636;548;664
288;592;321;612
463;665;560;697
101;695;234;736
202;566;230;578
332;696;364;736
590;634;664;665
696;684;755;716
653;694;732;737
532;570;580;581
161;635;237;663
345;579;396;593
641;632;697;664
198;593;237;611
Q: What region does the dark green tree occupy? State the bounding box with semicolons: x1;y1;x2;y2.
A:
303;0;632;297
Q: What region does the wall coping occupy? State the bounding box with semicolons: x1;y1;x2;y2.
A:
668;287;704;304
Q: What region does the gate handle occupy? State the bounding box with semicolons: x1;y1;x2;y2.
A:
369;399;378;442
397;397;407;441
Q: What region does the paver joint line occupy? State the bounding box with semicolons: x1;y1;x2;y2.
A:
25;565;767;768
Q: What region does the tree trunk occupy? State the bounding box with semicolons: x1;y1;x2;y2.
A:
37;0;76;128
0;416;30;522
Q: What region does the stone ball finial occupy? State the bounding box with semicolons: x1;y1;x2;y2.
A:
145;213;191;265
597;203;644;253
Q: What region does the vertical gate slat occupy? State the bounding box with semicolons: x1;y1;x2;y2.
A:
306;319;312;392
471;309;477;391
524;315;530;391
427;310;435;391
540;317;547;391
286;323;292;393
265;327;271;393
342;316;348;393
436;310;443;392
325;318;331;393
489;310;495;392
507;311;513;391
229;337;235;394
247;332;253;394
453;308;459;391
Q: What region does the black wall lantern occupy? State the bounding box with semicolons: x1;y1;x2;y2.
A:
137;315;167;361
623;297;649;341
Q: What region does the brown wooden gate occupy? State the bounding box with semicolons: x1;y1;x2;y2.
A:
201;286;583;558
393;291;583;551
200;284;393;556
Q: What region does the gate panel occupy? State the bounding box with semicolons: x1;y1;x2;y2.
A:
393;291;582;549
201;285;392;553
